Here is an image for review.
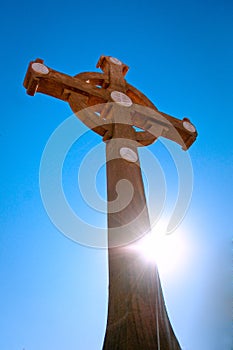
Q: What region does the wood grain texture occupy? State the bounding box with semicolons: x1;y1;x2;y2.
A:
103;247;181;350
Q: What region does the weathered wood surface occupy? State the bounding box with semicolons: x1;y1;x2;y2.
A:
104;247;181;350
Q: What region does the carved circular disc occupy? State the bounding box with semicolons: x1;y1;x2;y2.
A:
183;121;196;133
31;63;49;75
109;57;122;65
120;147;138;162
111;91;133;107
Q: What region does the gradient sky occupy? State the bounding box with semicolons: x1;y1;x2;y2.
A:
0;0;232;349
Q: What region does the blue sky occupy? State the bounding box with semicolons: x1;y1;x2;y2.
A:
0;0;233;349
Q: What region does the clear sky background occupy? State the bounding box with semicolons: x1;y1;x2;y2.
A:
0;0;232;349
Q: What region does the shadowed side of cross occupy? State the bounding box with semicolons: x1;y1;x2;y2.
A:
23;55;197;150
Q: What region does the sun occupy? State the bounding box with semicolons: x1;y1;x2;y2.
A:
129;222;187;274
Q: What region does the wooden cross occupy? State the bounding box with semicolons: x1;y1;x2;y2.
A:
23;55;197;349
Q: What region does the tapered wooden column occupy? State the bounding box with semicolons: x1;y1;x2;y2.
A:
103;121;181;349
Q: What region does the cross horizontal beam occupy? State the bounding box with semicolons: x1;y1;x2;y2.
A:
23;57;197;150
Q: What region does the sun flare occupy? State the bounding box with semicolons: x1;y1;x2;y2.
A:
129;223;187;274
